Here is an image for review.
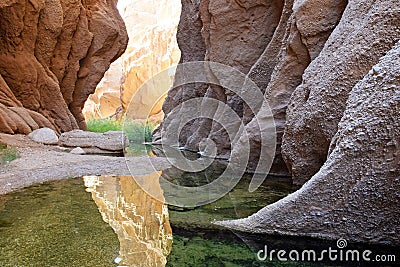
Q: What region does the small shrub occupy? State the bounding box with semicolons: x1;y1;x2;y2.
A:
124;121;157;143
86;118;123;133
0;145;19;165
86;118;157;143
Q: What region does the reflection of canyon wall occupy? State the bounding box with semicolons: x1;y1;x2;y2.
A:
84;0;181;122
0;0;127;133
84;175;172;267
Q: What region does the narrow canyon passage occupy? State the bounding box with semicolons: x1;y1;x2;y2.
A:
0;0;399;266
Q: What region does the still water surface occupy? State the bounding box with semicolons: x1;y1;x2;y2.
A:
0;149;397;266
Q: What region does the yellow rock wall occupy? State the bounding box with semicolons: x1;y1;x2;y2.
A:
84;174;172;267
84;0;181;122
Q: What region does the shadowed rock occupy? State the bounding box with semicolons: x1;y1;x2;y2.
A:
282;0;400;184
216;42;400;246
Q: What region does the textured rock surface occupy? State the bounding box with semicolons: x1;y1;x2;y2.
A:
282;0;400;184
152;0;208;144
218;42;400;245
28;128;59;145
59;130;129;151
83;0;181;122
158;0;399;181
240;0;347;175
0;0;127;134
157;0;285;157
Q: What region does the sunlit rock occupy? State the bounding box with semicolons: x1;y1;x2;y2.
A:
82;59;124;119
84;0;181;123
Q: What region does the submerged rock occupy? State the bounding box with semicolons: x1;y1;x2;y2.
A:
28;128;59;145
60;130;129;152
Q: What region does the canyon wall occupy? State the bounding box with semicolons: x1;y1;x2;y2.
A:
158;0;399;180
83;0;181;122
159;0;400;244
0;0;128;133
219;41;400;245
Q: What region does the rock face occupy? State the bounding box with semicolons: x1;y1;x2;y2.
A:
0;0;128;134
158;0;400;245
156;0;348;172
158;0;399;179
83;0;181;122
218;41;400;246
156;0;286;159
282;0;400;184
82;58;124;119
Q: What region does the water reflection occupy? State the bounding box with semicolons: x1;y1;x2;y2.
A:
84;174;172;267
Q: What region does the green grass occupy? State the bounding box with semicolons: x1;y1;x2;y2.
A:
86;118;123;133
86;118;157;143
0;144;19;165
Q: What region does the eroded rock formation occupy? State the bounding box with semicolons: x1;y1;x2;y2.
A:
218;41;400;245
155;0;286;159
156;0;348;174
158;0;400;245
0;0;128;134
83;0;181;122
282;0;400;184
158;0;399;180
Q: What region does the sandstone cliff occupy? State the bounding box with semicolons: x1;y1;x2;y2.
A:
83;0;181;122
0;0;128;133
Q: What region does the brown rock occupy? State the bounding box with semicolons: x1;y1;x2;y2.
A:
0;0;128;134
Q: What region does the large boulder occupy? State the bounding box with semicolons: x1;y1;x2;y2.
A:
59;130;129;152
0;0;128;134
28;128;59;145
